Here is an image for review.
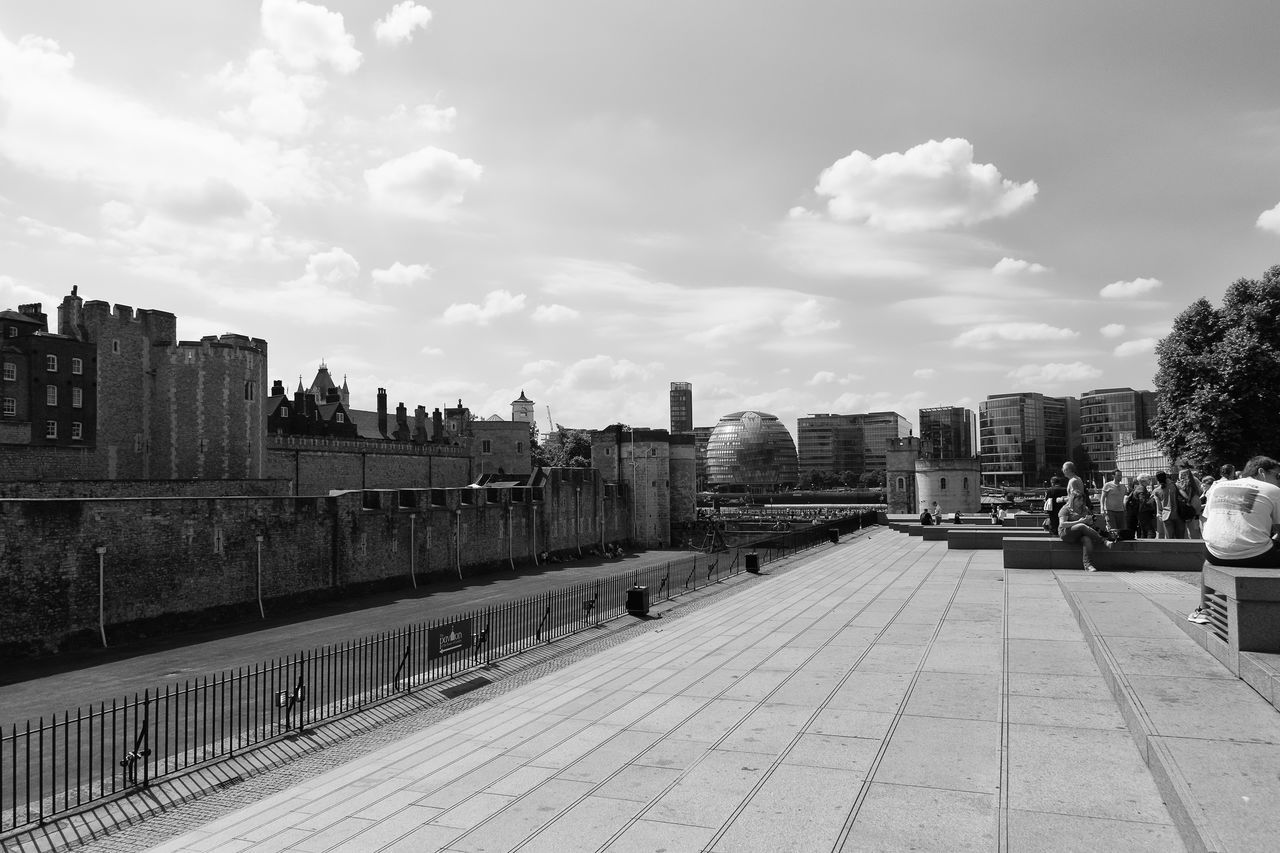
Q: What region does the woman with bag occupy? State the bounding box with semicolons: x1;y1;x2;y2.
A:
1176;466;1203;538
1058;485;1114;571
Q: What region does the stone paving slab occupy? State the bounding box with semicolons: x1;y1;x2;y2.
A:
4;531;1207;852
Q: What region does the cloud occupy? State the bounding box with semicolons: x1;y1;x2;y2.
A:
1006;362;1103;385
210;249;385;323
389;103;457;132
781;298;840;336
1100;323;1126;338
0;30;323;201
442;289;526;325
803;138;1037;232
521;359;560;376
549;355;653;394
913;368;936;379
298;247;360;285
1114;337;1156;357
420;345;443;356
954;322;1078;349
532;304;580;323
1100;277;1162;299
806;371;860;386
212;49;326;137
364;146;483;218
375;2;433;46
261;0;361;73
1257;203;1280;234
371;261;433;285
992;257;1048;275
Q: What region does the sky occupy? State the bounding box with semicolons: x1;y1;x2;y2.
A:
3;1;1280;441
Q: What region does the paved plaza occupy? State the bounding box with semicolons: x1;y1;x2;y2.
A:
8;526;1280;852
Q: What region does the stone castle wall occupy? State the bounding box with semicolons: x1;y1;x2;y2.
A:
0;470;631;656
265;435;473;495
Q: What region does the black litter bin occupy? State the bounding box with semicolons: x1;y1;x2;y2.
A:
745;552;760;573
626;585;650;615
829;530;839;544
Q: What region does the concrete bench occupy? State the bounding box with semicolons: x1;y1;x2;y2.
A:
1002;537;1207;571
1012;513;1049;528
1200;565;1280;655
946;528;1053;550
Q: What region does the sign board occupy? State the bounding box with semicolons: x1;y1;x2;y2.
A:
428;619;473;660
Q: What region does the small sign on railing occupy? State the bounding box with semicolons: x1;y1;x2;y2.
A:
428;619;473;660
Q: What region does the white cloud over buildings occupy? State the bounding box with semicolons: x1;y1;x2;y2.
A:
1006;362;1103;385
375;2;433;46
1114;338;1156;357
1100;277;1162;299
364;146;483;219
261;0;361;73
442;289;526;325
992;257;1048;275
371;261;432;285
954;322;1078;349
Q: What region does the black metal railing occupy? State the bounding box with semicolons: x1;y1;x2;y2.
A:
0;512;875;833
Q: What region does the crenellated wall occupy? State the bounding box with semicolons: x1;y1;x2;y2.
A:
0;469;631;656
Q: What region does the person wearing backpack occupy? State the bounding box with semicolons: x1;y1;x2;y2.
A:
1154;470;1187;539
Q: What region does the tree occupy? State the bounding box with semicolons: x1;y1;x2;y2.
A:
530;427;593;468
1152;265;1280;471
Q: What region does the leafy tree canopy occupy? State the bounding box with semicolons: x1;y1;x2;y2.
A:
530;427;593;468
1152;265;1280;471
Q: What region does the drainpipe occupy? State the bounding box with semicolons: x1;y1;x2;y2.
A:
409;513;417;589
508;504;515;571
575;486;582;557
454;508;463;580
255;534;265;618
95;545;107;648
531;503;539;566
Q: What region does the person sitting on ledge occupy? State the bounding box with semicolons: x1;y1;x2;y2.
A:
1058;483;1114;571
919;502;933;526
1188;456;1280;624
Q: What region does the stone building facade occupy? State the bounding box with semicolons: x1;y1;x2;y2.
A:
885;436;982;515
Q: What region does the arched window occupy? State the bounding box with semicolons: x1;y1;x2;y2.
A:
963;477;969;490
940;477;948;490
897;476;905;491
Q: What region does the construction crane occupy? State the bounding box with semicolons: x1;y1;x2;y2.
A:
546;405;555;435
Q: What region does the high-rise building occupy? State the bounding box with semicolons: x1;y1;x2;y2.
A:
669;381;693;435
1078;387;1157;479
705;411;798;491
979;393;1071;487
796;411;910;479
918;406;977;459
693;425;714;491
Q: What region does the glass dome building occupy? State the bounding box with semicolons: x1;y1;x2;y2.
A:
705;411;799;491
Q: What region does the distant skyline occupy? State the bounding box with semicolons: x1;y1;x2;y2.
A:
3;1;1280;439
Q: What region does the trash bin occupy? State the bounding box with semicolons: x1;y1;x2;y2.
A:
745;552;760;573
829;530;839;544
626;585;650;615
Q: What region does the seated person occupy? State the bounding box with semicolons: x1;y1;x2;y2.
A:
1058;486;1113;571
1188;456;1280;625
919;503;933;525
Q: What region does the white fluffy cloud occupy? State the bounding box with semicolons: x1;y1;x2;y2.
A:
375;2;433;46
389;103;457;132
532;304;580;323
1257;203;1280;234
992;257;1048;275
1114;338;1156;357
364;146;483;219
212;248;384;323
299;247;360;285
442;289;526;325
806;138;1038;232
212;49;326;137
1100;277;1162;299
261;0;361;73
1100;323;1126;338
1006;362;1102;385
371;261;432;285
913;368;936;379
954;322;1077;349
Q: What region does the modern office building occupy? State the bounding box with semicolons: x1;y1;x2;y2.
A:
669;381;693;435
978;393;1072;487
918;406;977;460
705;410;798;492
796;411;910;479
1078;387;1157;477
693;425;714;491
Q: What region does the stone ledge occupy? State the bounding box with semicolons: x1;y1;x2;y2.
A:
1003;537;1206;571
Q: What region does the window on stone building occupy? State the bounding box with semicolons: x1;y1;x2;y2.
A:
244;381;255;401
336;413;345;423
45;420;57;438
2;398;14;417
199;438;209;453
516;441;523;454
481;439;492;453
72;387;82;408
963;477;969;490
940;477;947;490
46;386;57;406
46;354;57;372
281;406;289;417
213;527;223;554
112;340;120;354
6;326;15;337
71;358;82;375
2;362;14;381
897;476;905;491
71;422;83;440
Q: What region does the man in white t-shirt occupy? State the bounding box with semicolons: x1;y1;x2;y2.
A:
1100;469;1128;534
1189;456;1280;623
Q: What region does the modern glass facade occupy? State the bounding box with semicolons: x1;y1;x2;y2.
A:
979;393;1070;487
705;411;799;491
1078;388;1156;477
796;411;909;477
669;381;693;435
918;406;976;459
